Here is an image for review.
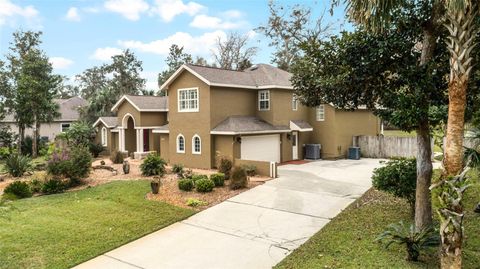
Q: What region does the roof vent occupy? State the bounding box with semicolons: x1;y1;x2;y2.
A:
249;64;258;71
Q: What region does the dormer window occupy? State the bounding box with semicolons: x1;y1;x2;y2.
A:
178;88;199;112
258;90;270;111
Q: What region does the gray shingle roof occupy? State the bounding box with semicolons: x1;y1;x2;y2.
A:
124;95;168;110
1;96;87;122
290;120;313;130
211;116;290;134
183;63;293;89
97;117;118;128
152;124;169;133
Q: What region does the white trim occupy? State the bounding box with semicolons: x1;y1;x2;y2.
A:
161;65;210;90
176;134;185;153
93;118;117;128
111;95;169;112
134;126;166;129
101;127;108;146
258;90;270;111
292;94;298;111
152;129;169;134
177;87;199;112
289;121;313;132
316;105;325;121
192;134;201;155
60;123;71;133
122;113;136;128
110;129;120;133
211;130;291;135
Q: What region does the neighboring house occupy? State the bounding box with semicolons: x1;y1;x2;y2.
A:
1;96;88;141
95;64;380;171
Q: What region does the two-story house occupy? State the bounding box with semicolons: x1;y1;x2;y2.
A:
94;64;380;171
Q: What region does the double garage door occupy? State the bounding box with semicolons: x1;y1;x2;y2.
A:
240;134;280;163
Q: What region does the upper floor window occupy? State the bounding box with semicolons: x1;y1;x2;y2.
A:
61;123;70;132
177;134;185;153
101;127;107;146
258;90;270;111
178;88;199;112
192;135;201;154
292;94;298;111
316;105;325;121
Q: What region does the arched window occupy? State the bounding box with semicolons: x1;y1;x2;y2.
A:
192;135;201;154
177;134;185;153
101;127;107;146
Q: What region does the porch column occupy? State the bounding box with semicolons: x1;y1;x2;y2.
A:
119;129;125;152
136;128;144;153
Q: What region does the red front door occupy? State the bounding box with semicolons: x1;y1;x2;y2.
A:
143;130;149;152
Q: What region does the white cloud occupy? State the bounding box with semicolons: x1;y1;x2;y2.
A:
65;7;81;21
0;0;39;26
49;57;74;70
150;0;204;22
104;0;149;21
119;30;227;58
222;10;243;19
189;14;246;30
83;7;100;14
142;71;159;90
91;47;123;61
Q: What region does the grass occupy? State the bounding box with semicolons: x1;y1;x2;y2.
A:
275;170;480;269
384;130;417;138
0;180;195;269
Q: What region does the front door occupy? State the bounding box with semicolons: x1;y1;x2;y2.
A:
143;130;149;152
292;132;298;160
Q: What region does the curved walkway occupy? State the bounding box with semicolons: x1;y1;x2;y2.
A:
74;159;382;269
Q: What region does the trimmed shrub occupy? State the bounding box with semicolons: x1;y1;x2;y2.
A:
195;178;215;193
29;177;44;193
5;154;32;177
178;179;194;191
41;178;66;194
372;158;416;213
172;163;184;175
4;181;32;199
210;173;225;187
230;166;248;190
0;147;11;160
89;143;104;158
241;164;257;176
191;174;208;183
218;157;233;179
186;198;208;207
110;151;124;164
140;153;166;176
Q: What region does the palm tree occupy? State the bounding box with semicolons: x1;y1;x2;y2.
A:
335;1;478;268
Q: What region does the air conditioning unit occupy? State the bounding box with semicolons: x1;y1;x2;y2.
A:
305;144;321;160
348;147;361;160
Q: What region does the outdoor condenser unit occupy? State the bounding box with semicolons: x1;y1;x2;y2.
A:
348;147;361;160
305;144;321;160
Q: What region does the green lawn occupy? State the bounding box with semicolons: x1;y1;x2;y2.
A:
0;181;195;269
275;171;480;269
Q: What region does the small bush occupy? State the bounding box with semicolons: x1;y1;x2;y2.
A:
29;177;44;193
4;181;32;199
218;157;233;179
178;179;194;191
376;221;439;261
241;164;257;176
186;198;208;207
110;151;124;164
89;143;104;158
47;146;92;185
372;158;416;213
5;154;32;177
172;163;184;175
0;147;11;160
230;166;248;190
210;173;225;187
195;178;215;193
41;178;66;194
191;174;208;183
140;153;166;176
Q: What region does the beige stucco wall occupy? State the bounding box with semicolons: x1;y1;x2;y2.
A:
159;134;170;163
5;121;74;141
210;86;256;127
213;135;236;167
256;89;309;126
140;112;167;127
167;71;212;169
234;158;273;177
94;122;116;155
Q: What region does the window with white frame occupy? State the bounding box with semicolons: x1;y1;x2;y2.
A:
292;94;298;111
192;135;201;154
177;134;185;153
101;127;107;146
316;105;325;121
61;123;70;132
178;88;199;112
258;90;270;111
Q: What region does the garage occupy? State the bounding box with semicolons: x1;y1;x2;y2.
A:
241;134;280;163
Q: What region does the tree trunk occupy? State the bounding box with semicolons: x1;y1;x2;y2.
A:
415;120;433;229
17;124;24;155
32;118;39;158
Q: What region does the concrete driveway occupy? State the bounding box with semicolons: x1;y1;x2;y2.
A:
74;158;382;269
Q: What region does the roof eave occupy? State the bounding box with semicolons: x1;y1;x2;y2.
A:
211;129;291;135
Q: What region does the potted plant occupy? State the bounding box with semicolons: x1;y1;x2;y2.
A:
122;160;130;174
151;176;161;194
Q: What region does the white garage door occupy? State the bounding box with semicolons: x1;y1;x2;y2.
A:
241;134;280;163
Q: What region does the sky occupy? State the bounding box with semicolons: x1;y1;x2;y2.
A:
0;0;349;91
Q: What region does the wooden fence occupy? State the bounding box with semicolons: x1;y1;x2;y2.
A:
353;135;433;158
